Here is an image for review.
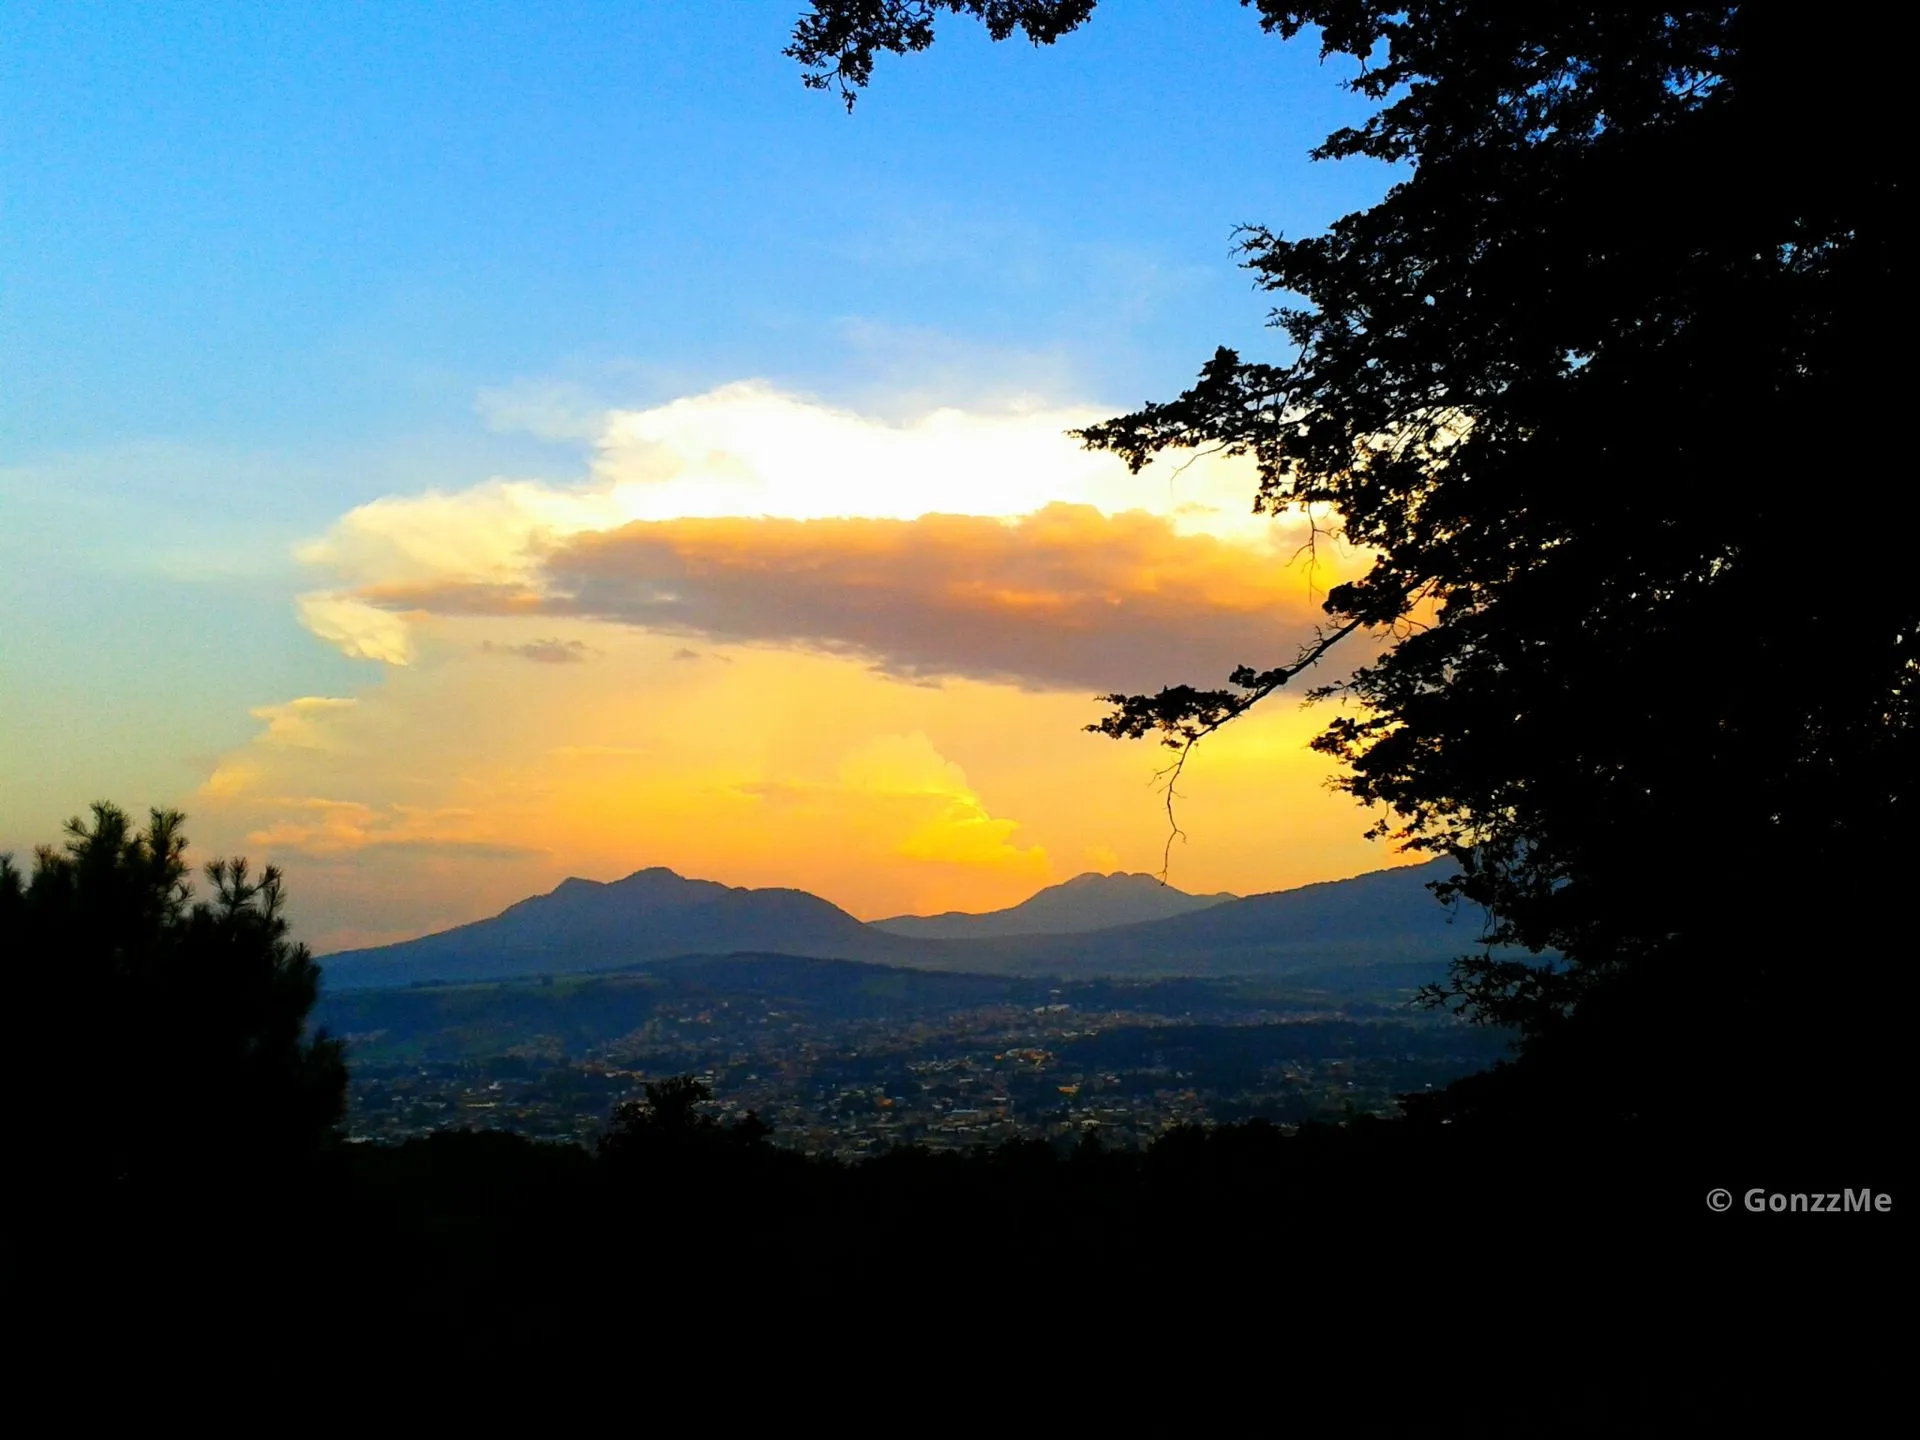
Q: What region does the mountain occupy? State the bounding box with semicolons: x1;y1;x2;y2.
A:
871;872;1236;940
318;858;1479;991
319;867;914;990
956;859;1483;977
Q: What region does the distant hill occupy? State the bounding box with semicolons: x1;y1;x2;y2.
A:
312;953;1472;1067
958;859;1485;977
871;871;1235;940
314;953;1049;1060
318;858;1481;991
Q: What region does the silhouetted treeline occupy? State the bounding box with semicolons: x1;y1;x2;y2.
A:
275;1081;1886;1425
7;812;1898;1424
3;806;345;1339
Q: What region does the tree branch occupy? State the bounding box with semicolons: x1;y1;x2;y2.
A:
1090;616;1370;877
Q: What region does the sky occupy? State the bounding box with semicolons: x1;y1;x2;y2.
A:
2;1;1413;950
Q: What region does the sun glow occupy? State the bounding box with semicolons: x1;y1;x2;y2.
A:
191;385;1398;950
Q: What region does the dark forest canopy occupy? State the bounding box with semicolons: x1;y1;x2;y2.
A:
788;3;1910;1113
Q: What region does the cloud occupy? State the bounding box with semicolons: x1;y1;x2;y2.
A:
475;379;610;442
482;637;593;664
191;619;1409;951
581;382;1128;525
539;503;1341;690
296;594;414;665
731;732;1048;881
243;798;545;860
294;479;611;591
288;384;1367;675
372;503;1347;691
248;697;358;748
213;381;1409;950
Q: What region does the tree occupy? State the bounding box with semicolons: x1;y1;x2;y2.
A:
598;1075;772;1164
2;803;346;1197
788;0;1096;108
788;4;1908;1119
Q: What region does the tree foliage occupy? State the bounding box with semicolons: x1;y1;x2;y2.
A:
789;2;1909;1103
786;1;1096;108
598;1075;772;1164
2;803;346;1192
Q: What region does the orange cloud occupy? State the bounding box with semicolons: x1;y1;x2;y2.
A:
245;798;543;860
480;637;595;664
356;503;1356;692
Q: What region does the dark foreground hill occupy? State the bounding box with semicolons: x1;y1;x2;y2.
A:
319;858;1477;990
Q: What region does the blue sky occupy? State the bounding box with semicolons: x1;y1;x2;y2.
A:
3;2;1403;927
8;3;1389;450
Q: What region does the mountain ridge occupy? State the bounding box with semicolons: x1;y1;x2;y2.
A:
319;866;902;989
946;860;1485;977
871;870;1236;940
318;858;1470;991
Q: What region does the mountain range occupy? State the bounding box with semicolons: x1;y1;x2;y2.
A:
319;859;1485;991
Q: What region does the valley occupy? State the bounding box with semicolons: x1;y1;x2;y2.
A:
317;955;1508;1153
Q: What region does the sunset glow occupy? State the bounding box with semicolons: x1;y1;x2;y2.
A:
180;387;1393;952
4;6;1413;951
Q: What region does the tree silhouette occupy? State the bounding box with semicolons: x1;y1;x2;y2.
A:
787;1;1095;109
789;3;1907;1122
598;1075;772;1164
3;803;346;1197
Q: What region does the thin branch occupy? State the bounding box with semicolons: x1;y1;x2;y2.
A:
1167;440;1230;482
1149;751;1192;883
1133;615;1371;880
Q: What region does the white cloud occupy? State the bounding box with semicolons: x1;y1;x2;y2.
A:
290;382;1360;671
248;696;359;748
475;379;612;442
295;593;414;665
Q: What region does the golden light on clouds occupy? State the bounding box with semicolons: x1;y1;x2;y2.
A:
193;384;1407;951
350;503;1359;691
294;595;415;666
